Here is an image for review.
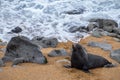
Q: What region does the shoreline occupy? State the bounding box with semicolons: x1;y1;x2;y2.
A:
0;36;120;80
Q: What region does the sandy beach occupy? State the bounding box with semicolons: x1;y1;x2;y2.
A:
0;36;120;80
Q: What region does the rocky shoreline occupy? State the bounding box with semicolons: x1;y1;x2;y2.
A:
0;18;120;80
0;35;120;80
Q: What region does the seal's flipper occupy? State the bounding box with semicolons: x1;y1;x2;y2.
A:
82;65;90;73
104;63;117;68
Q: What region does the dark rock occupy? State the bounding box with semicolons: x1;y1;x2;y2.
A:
69;26;87;33
2;36;47;66
31;36;44;41
87;22;98;31
91;30;102;38
0;48;6;53
48;49;68;57
79;26;88;33
42;37;58;48
75;32;84;39
89;19;118;32
103;25;114;32
32;37;58;48
116;35;120;38
107;32;117;37
11;27;22;34
68;26;81;33
100;31;109;36
0;42;7;46
0;59;4;67
88;41;112;51
113;28;120;35
110;49;120;63
64;8;85;15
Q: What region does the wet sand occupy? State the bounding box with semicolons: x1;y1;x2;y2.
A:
0;36;120;80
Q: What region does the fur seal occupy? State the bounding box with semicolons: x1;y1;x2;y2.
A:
65;43;114;73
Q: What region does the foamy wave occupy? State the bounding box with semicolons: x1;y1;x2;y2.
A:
0;0;120;42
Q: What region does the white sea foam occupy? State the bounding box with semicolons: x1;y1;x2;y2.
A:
0;0;120;42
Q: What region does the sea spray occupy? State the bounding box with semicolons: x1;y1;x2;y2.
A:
0;0;120;42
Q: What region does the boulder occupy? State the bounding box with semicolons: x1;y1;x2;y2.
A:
2;36;47;66
69;26;87;33
110;49;120;63
89;19;118;32
91;30;102;38
48;49;68;57
116;35;120;38
87;22;98;31
64;8;85;15
0;42;7;46
113;27;120;35
68;26;81;33
0;59;4;67
31;37;58;48
88;41;112;51
107;32;117;37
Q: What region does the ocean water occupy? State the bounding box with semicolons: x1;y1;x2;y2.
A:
0;0;120;42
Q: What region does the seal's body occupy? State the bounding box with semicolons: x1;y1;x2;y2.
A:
71;44;113;72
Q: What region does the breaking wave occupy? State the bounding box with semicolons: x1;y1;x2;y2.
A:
0;0;120;42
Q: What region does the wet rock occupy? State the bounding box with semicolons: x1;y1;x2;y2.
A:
0;42;7;46
0;41;6;53
69;26;87;33
75;32;84;39
0;39;2;42
116;35;120;38
31;36;44;41
0;59;4;67
89;19;118;32
41;37;58;48
91;30;102;38
48;49;68;57
110;49;120;63
79;26;88;33
113;28;120;35
68;26;81;33
31;36;44;48
113;38;120;42
88;41;112;51
87;22;98;31
103;25;114;32
64;8;85;15
2;36;47;66
100;31;109;36
0;48;6;53
107;33;117;37
34;4;44;9
32;37;58;48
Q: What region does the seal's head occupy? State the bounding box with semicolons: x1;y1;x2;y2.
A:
71;43;90;73
72;43;87;56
